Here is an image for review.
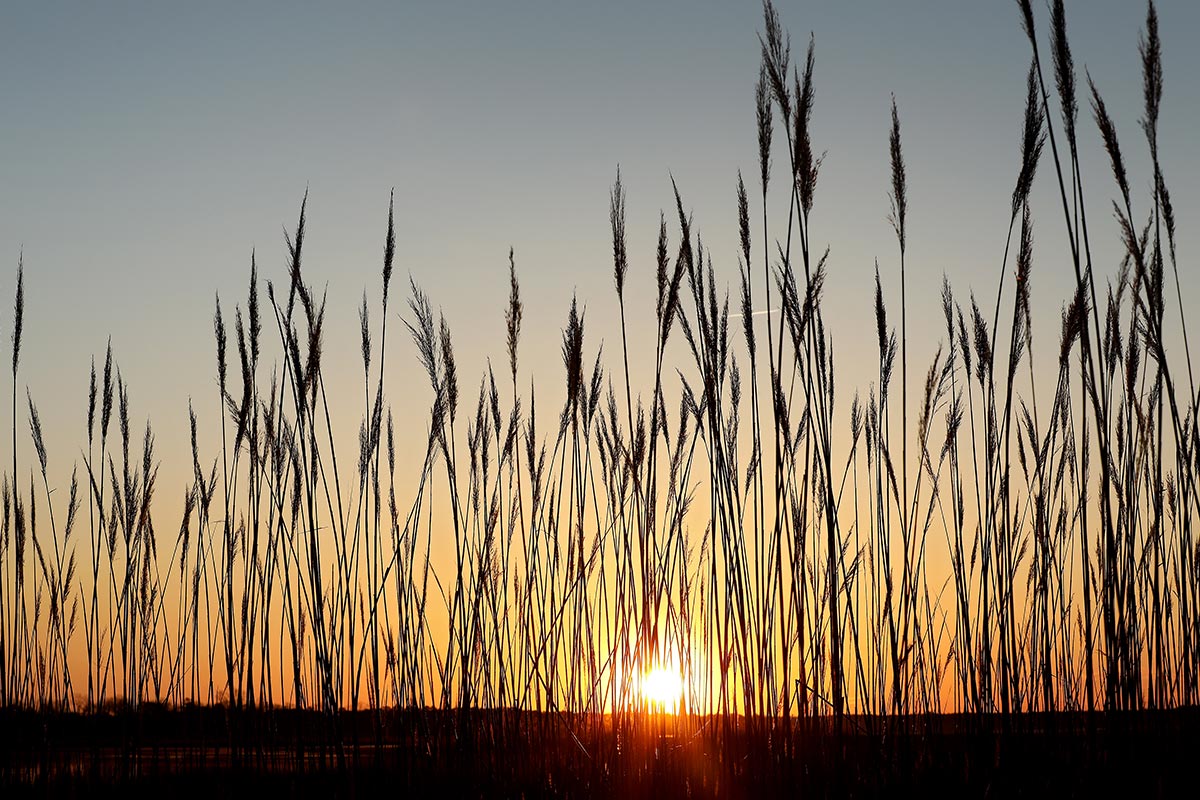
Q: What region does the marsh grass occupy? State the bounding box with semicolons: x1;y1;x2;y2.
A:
0;0;1198;793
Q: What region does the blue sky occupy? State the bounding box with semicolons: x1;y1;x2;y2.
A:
1;1;1197;490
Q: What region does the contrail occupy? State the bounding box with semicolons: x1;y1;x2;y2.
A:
728;308;780;320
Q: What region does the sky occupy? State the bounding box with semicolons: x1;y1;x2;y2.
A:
1;0;1198;570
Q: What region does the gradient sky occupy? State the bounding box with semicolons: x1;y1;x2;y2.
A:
1;0;1198;503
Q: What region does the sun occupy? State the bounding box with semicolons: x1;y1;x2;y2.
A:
641;666;684;711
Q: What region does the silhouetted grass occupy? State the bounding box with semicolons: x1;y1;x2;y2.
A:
0;0;1196;794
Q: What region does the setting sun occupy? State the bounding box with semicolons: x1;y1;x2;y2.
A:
0;0;1192;795
641;667;684;711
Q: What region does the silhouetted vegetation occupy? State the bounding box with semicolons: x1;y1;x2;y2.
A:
1;1;1196;795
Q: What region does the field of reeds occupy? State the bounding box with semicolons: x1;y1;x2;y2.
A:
2;1;1199;795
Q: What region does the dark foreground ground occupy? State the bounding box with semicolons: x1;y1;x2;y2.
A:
1;707;1197;797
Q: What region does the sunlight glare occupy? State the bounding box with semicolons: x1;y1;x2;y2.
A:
641;666;684;711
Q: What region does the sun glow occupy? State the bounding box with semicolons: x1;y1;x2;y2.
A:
641;666;684;712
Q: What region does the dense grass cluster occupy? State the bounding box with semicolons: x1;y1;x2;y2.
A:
0;1;1195;744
